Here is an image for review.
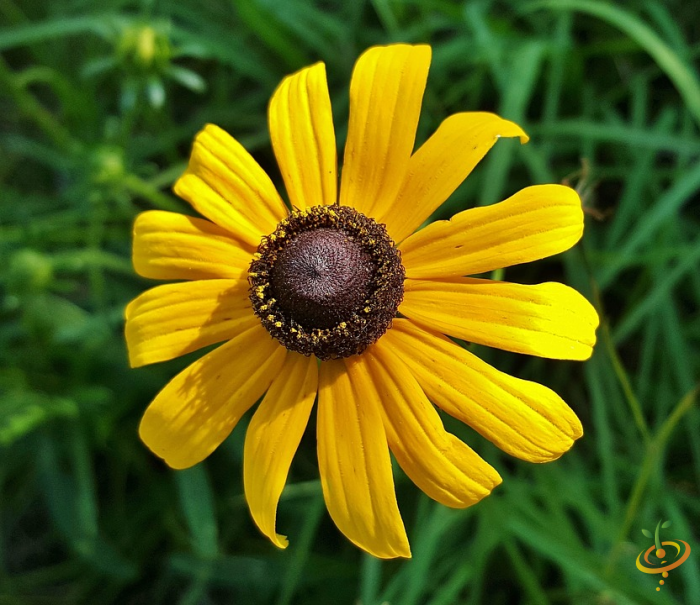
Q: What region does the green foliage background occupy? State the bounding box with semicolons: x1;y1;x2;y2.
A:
1;0;699;603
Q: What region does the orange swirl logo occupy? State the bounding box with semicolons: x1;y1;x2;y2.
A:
636;520;691;592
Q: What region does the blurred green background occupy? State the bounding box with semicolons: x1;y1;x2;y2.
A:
1;0;699;603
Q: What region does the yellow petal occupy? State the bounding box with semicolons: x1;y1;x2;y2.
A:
378;112;528;242
382;320;583;462
173;124;288;247
360;344;501;509
139;323;285;469
401;185;583;278
244;353;318;549
125;279;254;368
269;63;337;209
317;359;410;559
401;278;599;360
339;44;431;220
133;211;254;281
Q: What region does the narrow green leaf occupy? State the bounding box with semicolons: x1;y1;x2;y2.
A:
0;16;105;50
146;76;166;109
167;65;206;92
0;392;77;446
526;0;700;128
175;466;219;559
613;233;700;343
599;159;700;288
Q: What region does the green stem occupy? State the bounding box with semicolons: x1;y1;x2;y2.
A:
0;54;79;153
601;320;651;444
656;385;699;446
587;270;651;445
122;173;186;212
525;0;700;129
51;250;134;275
604;440;657;576
605;384;698;575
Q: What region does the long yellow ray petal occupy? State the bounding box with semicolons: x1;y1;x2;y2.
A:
133;211;254;281
359;344;501;508
244;353;318;549
339;44;431;221
269;62;337;209
401;278;599;360
382;320;583;462
125;279;254;368
400;185;582;278
379;112;528;242
317;359;410;559
139;323;285;469
174;124;287;247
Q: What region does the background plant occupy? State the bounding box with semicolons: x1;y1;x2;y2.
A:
1;0;698;603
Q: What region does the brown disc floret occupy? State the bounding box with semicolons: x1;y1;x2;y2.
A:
248;205;404;360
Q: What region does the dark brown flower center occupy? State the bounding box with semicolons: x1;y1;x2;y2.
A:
271;228;374;330
248;205;404;360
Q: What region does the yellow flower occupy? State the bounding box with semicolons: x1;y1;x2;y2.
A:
125;44;599;559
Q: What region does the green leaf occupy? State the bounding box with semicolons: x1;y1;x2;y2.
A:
525;0;700;129
0;392;77;446
167;65;206;92
175;466;219;559
233;0;309;69
146;76;165;109
642;528;653;538
662;520;672;528
0;16;105;50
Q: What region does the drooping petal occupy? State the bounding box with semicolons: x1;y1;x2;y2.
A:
125;279;254;368
244;353;318;549
401;278;599;360
339;44;431;220
382;320;583;462
133;211;254;281
400;185;583;278
359;344;501;508
269;62;337;209
173;124;288;247
139;323;285;469
317;359;410;559
378;112;528;242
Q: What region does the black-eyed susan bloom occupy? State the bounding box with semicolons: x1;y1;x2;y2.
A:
126;44;599;558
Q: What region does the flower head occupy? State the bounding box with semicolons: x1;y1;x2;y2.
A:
126;44;599;558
